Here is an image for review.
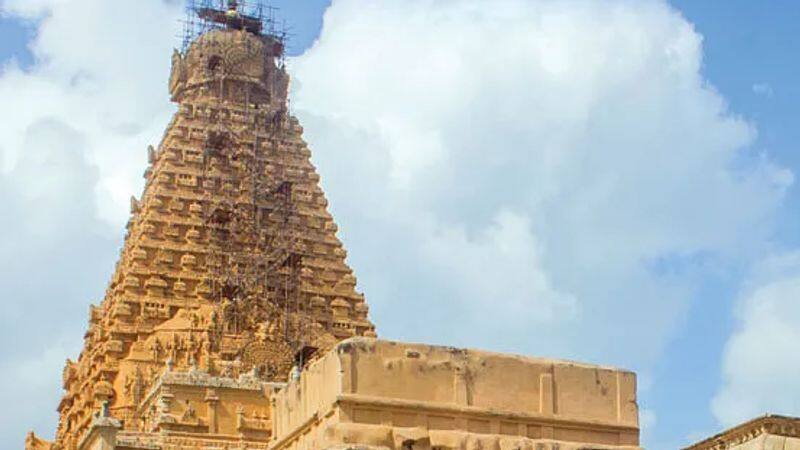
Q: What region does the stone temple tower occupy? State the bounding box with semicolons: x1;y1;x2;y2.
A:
30;3;375;449
27;3;645;450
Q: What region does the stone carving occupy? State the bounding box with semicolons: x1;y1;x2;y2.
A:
240;338;293;379
169;49;186;97
685;415;800;450
44;21;375;440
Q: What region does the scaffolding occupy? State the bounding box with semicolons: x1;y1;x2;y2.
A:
181;0;289;54
186;0;306;378
200;111;304;375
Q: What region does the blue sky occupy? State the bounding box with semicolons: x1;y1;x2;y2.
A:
654;0;800;445
0;15;33;66
0;1;798;449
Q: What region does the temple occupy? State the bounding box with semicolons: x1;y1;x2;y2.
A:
684;415;800;450
26;2;644;450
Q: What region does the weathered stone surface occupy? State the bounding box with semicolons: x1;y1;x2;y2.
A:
31;7;373;450
685;415;800;450
271;339;641;450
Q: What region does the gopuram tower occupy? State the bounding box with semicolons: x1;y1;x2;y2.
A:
28;2;374;449
27;2;644;450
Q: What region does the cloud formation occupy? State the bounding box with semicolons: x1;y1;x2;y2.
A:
0;0;182;221
712;252;800;426
0;0;183;445
0;118;117;446
290;0;791;380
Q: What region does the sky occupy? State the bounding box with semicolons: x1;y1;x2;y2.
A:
0;1;797;449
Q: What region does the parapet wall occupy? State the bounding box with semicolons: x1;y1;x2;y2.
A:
271;338;640;450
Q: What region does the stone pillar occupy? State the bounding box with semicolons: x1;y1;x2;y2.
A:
539;373;554;414
78;402;121;450
540;373;555;440
454;365;470;406
90;424;120;450
205;388;220;434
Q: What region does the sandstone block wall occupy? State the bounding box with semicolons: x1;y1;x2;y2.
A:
271;338;641;450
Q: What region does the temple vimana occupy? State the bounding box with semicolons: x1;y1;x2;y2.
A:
22;2;788;450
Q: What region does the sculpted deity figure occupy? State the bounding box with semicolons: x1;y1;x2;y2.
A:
150;339;163;362
201;339;213;371
166;335;179;363
186;333;200;365
124;374;135;399
147;366;158;388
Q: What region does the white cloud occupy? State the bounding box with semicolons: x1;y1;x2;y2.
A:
290;0;791;374
0;340;77;448
0;0;182;222
752;82;774;98
0;118;118;446
421;210;578;324
712;252;800;427
0;0;183;445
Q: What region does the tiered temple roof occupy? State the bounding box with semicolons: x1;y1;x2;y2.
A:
39;9;374;449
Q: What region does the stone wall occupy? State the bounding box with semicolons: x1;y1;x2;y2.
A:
271;338;641;450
